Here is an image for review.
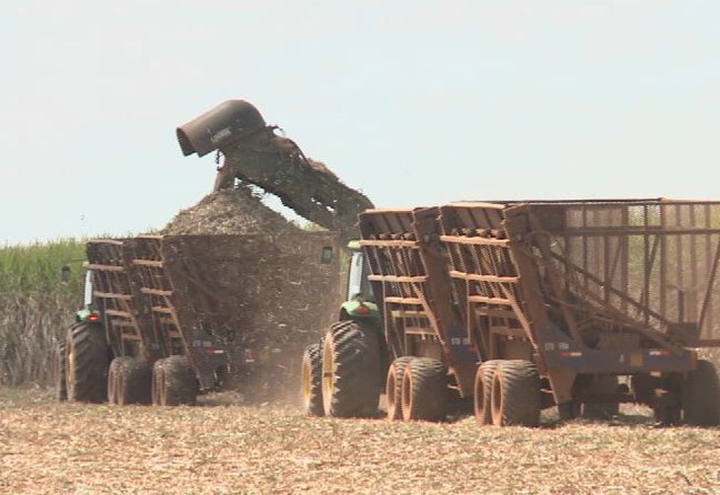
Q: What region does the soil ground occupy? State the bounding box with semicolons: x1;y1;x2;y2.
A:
2;388;720;494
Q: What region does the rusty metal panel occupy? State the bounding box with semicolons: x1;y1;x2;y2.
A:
438;203;531;361
524;200;720;344
359;209;430;361
359;208;476;396
86;239;155;361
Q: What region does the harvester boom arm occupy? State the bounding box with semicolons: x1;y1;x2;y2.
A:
176;100;373;237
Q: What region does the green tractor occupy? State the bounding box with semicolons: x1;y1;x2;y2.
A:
56;268;110;403
301;241;388;418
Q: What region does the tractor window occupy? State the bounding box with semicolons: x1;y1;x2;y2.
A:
347;251;374;302
83;270;94;307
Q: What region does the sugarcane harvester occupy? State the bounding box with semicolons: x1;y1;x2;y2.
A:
305;199;720;426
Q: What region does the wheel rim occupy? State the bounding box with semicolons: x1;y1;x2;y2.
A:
66;343;75;399
386;366;399;420
55;351;62;388
491;370;503;426
401;365;413;421
301;355;312;409
55;348;65;396
107;366;116;404
152;365;161;405
117;372;126;406
473;367;485;426
159;367;167;406
321;339;335;414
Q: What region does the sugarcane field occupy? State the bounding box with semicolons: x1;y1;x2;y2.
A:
3;3;720;494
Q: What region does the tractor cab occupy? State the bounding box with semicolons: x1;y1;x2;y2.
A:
340;241;379;321
76;268;101;323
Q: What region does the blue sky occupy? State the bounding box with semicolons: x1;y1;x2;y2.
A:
1;1;718;243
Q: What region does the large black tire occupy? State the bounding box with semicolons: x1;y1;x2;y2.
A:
682;359;720;426
582;375;620;420
109;357;152;405
386;356;413;421
322;320;382;417
301;343;324;416
153;356;197;406
474;360;500;426
491;360;541;427
55;342;67;402
65;323;109;403
401;357;447;422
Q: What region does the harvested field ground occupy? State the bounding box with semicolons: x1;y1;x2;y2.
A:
2;388;720;494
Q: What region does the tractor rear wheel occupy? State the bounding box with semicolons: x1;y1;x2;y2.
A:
322;320;382;417
682;359;720;426
474;360;500;426
401;357;447;422
65;323;109;403
491;360;541;427
386;356;413;421
301;343;324;416
152;356;197;406
55;342;67;401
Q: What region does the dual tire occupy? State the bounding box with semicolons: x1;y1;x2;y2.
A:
385;356;413;420
474;359;541;427
108;357;152;405
152;356;198;406
399;357;448;422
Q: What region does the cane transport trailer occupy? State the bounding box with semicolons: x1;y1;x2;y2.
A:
306;199;720;426
58;236;232;405
58;232;344;406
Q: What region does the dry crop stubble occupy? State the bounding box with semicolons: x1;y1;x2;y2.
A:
2;388;720;494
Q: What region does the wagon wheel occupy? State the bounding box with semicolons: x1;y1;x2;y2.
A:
111;357;152;406
491;360;541;427
474;360;501;426
682;359;720;426
386;356;413;421
401;357;447;422
159;356;198;406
